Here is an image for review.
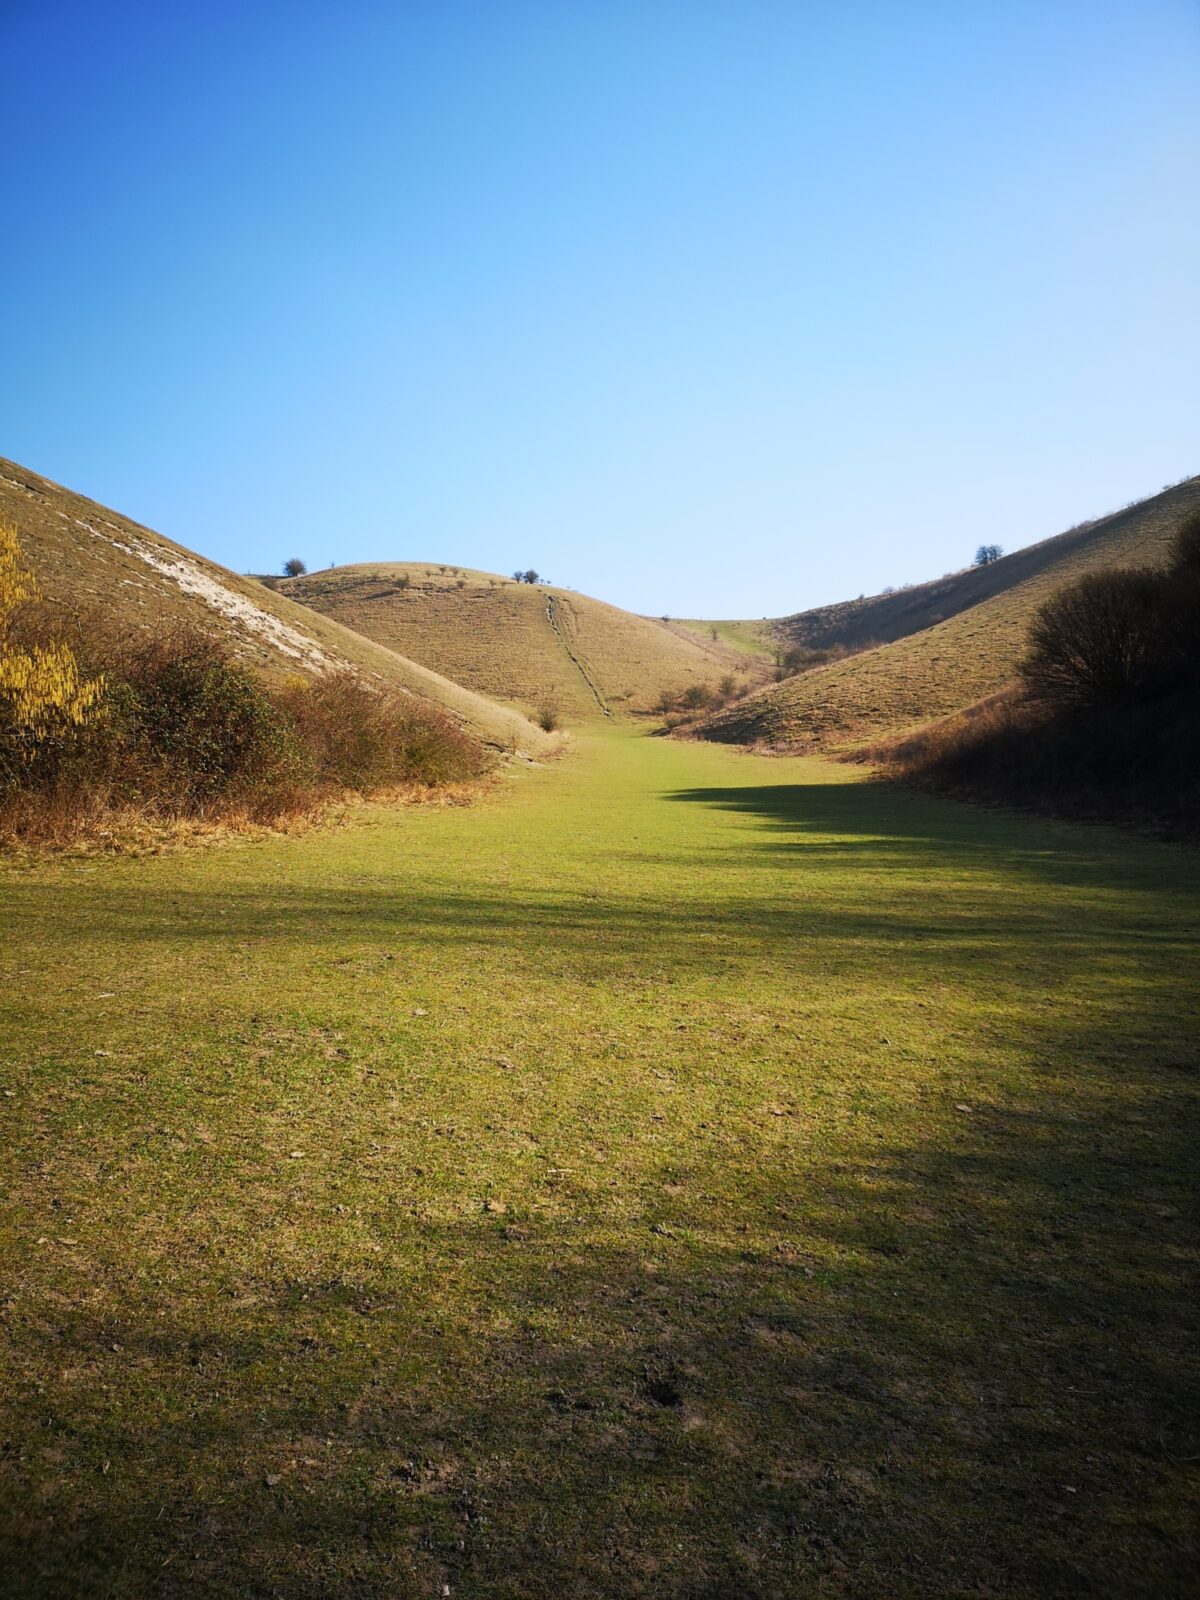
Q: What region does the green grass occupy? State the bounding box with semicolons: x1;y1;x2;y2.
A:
670;617;776;658
2;729;1197;1597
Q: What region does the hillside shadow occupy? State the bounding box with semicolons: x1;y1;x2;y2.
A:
6;1009;1197;1598
4;775;1198;1593
666;779;1152;863
7;873;1192;998
7;780;1188;988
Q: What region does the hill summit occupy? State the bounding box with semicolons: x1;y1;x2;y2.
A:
281;562;748;721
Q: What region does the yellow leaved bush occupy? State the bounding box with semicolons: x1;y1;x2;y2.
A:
0;520;105;745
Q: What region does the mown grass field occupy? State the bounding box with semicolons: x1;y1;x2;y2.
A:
283;565;747;722
2;729;1197;1598
699;477;1200;750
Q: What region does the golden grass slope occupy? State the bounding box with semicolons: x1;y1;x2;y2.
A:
282;563;746;720
0;460;554;756
697;475;1200;750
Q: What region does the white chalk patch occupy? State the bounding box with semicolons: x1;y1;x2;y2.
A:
72;517;337;674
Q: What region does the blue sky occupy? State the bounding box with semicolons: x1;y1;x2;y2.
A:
4;1;1197;617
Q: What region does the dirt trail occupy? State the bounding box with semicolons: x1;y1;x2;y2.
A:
545;594;611;717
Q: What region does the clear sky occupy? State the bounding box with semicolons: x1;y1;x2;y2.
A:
4;2;1197;618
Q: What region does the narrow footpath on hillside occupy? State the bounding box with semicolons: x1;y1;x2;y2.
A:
545;592;611;716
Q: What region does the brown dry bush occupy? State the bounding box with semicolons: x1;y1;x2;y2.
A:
872;524;1200;836
1020;568;1191;708
279;672;486;792
1019;513;1200;711
1;615;489;849
1171;506;1200;574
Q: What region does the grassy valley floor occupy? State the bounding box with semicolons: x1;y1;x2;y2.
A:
1;729;1197;1597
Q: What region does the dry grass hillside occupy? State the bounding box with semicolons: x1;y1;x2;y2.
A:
281;563;746;720
697;475;1200;750
0;459;554;756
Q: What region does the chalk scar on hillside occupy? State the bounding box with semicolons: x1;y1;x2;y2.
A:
67;515;339;675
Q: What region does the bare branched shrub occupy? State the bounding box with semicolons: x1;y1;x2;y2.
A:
1020;568;1190;708
280;674;485;791
876;511;1200;835
1171;508;1200;575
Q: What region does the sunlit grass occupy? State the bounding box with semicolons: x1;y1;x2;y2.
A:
2;728;1196;1597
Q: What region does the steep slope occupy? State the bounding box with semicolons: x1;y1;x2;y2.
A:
697;476;1200;750
0;459;553;755
281;563;746;720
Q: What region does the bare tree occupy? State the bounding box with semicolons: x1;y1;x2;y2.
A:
283;558;307;578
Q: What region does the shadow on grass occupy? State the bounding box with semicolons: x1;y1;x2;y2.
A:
664;780;1198;877
7;785;1197;973
4;1016;1198;1599
3;783;1198;1596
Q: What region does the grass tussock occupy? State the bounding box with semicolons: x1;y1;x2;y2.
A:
1;555;490;851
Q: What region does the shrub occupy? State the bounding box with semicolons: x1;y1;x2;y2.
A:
1171;508;1200;574
878;510;1200;835
279;674;485;792
283;558;307;577
535;704;560;732
101;630;299;812
0;522;105;782
1020;568;1190;708
1;604;489;848
679;684;712;711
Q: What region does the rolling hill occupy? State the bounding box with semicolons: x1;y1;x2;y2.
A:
696;475;1200;750
0;459;554;756
280;562;750;720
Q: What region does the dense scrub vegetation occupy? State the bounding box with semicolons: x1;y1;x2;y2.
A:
872;514;1200;835
0;525;488;848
